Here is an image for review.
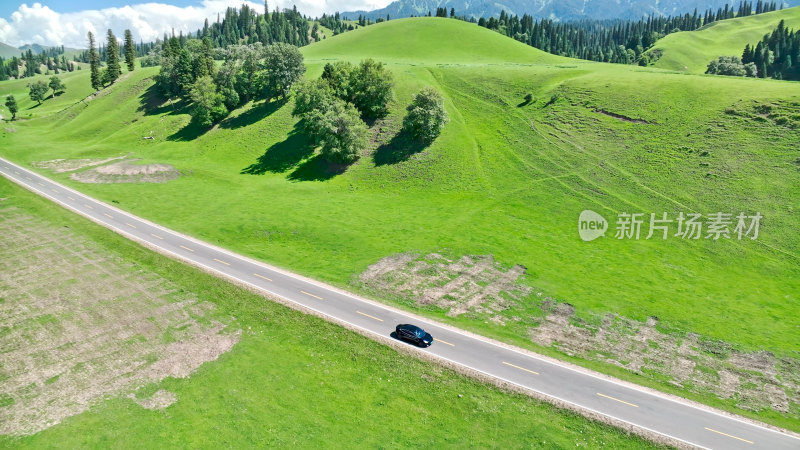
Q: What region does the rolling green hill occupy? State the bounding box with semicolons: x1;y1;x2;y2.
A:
2;16;799;431
648;6;800;73
303;17;571;64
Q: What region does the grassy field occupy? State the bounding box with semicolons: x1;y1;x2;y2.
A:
0;178;659;448
1;17;799;429
648;6;800;73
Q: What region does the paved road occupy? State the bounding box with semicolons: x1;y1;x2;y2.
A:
1;156;798;449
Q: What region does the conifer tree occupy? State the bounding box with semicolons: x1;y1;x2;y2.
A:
105;29;122;84
124;29;136;72
88;31;102;90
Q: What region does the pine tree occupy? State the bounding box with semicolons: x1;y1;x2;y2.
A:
105;29;121;84
124;29;135;72
88;31;101;90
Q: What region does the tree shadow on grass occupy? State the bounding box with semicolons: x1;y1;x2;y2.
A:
373;129;426;166
219;98;285;130
241;123;315;175
137;83;185;116
287;154;348;181
167;119;211;141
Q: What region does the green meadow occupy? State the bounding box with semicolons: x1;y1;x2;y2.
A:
1;16;799;429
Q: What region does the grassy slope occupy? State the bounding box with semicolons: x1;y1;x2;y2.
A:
1;17;799;429
0;178;657;449
649;6;800;73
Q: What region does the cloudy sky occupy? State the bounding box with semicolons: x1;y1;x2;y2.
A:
0;0;393;48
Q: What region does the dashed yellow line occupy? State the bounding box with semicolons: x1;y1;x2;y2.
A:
597;393;639;408
51;189;58;193
125;223;136;229
180;245;194;252
356;311;383;322
84;204;93;209
150;233;163;240
704;427;754;444
68;196;76;201
37;182;44;187
502;361;539;375
104;213;113;218
300;290;323;300
254;273;272;282
214;258;230;266
434;338;455;347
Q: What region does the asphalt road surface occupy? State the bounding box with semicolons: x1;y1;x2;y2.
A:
1;156;798;449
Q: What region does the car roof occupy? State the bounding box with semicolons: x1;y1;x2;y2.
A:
398;323;423;332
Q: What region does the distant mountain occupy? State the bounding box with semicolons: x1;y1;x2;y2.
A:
343;0;800;21
0;41;19;58
17;43;47;54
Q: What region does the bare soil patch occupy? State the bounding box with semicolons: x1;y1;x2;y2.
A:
32;155;129;173
358;252;800;415
358;252;530;320
127;389;178;410
0;205;239;436
70;159;180;184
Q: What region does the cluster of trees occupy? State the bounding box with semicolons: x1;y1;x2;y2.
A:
86;29;134;90
154;34;305;126
741;19;800;80
319;12;356;35
26;75;67;105
473;1;782;65
292;59;393;163
434;7;455;18
192;3;309;49
706;55;758;76
0;48;76;80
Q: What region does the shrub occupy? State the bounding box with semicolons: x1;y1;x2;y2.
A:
402;87;449;143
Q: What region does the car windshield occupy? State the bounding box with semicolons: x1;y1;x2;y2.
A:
415;329;426;338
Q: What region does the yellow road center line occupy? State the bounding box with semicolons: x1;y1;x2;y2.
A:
51;189;58;193
434;338;455;347
68;196;75;200
704;427;754;444
150;233;163;240
84;204;93;209
14;171;20;174
104;213;113;218
180;245;194;252
300;290;323;300
254;273;272;282
214;258;230;266
597;393;639;408
356;311;383;322
125;223;136;228
37;182;44;186
502;361;539;375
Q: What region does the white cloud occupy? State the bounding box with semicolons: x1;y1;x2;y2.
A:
0;0;394;48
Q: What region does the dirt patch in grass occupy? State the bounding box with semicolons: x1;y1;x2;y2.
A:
33;157;180;184
32;155;129;173
359;252;800;416
358;252;530;319
70;159;180;184
0;205;239;436
530;302;800;414
127;389;178;410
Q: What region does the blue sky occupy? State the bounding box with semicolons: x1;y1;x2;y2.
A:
0;1;201;19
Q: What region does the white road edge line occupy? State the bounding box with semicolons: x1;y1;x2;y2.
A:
1;156;796;445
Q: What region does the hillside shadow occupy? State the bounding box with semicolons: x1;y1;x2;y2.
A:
241;123;315;175
167;120;211;141
219;98;285;130
373;129;426;166
288;154;348;181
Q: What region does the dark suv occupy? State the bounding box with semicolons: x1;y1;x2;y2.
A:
395;324;433;347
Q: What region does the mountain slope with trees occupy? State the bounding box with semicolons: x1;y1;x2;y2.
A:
647;5;800;72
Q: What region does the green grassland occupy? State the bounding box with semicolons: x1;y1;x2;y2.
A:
0;178;658;448
1;16;799;429
648;6;800;73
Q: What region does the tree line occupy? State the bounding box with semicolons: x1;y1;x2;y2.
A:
707;19;800;80
471;1;781;65
0;48;75;80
